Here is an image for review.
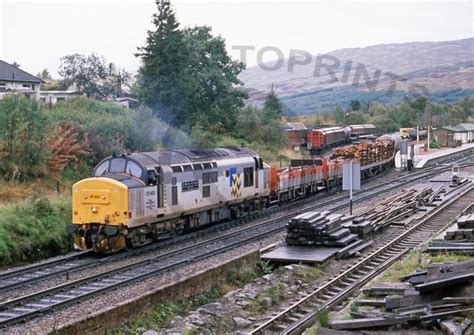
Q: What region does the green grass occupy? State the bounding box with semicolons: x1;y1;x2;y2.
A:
429;252;472;263
0;196;72;267
372;251;426;284
315;310;330;328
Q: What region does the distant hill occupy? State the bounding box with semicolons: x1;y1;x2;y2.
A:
239;38;474;115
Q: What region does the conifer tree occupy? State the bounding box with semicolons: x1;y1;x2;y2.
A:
262;89;283;123
135;0;188;124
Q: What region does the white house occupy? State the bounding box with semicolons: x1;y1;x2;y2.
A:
454;123;474;143
0;60;43;100
39;90;83;106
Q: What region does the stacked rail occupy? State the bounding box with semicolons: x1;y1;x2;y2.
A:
346;186;445;238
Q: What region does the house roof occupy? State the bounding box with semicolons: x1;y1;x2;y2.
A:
456;123;474;131
284;122;307;131
0;60;43;84
435;126;464;133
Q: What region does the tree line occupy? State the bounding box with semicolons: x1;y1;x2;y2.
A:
314;96;474;132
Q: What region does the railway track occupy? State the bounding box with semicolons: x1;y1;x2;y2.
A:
0;159;448;293
250;182;474;335
0;157;463;296
0;157;471;327
0;251;93;293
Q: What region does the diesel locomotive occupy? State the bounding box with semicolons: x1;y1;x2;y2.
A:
68;148;271;252
68;135;401;253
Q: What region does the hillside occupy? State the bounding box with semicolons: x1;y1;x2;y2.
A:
239;38;474;115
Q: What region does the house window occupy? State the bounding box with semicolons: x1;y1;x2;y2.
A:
56;97;66;102
244;167;254;187
0;83;6;92
22;84;30;88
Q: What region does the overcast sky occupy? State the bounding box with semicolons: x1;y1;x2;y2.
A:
0;0;472;78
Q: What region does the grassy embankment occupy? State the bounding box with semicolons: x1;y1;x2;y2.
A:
0;181;73;268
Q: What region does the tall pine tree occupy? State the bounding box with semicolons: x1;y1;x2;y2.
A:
135;0;189;124
262;88;283;123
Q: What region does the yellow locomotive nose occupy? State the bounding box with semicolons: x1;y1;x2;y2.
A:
68;177;129;252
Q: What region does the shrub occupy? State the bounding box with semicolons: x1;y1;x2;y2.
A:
0;95;49;181
0;197;72;266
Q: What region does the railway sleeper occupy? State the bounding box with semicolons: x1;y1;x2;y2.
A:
54;294;76;299
291;311;308;318
269;323;287;331
327;288;342;295
321;293;335;300
23;303;51;309
284;315;301;323
11;307;36;313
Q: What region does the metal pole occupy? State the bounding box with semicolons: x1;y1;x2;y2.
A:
349;161;353;215
427;125;430;150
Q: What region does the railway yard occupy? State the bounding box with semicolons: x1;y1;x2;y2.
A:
1;151;474;334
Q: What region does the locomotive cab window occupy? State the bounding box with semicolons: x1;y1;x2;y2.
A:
110;158;126;173
94;161;109;176
126;161;142;178
244;167;254;187
147;170;157;185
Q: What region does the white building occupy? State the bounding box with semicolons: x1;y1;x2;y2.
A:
454;123;474;143
0;60;43;100
39;90;83;106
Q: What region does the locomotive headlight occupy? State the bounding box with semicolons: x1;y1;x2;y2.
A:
91;206;98;213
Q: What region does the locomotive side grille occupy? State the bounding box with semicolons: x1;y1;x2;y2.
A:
129;189;145;217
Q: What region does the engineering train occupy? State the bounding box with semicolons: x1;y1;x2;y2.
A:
306;124;378;153
68;134;401;253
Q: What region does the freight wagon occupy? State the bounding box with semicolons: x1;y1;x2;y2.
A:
306;126;352;153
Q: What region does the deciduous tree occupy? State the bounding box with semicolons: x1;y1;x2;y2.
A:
59;54;129;98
